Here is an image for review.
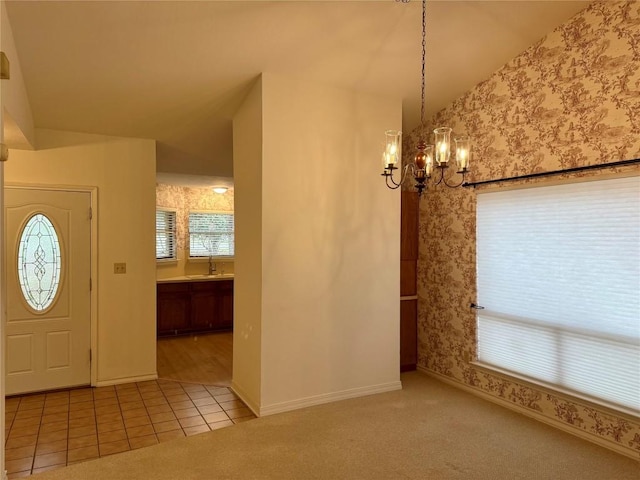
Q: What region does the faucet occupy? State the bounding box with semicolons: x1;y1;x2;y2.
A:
208;256;217;275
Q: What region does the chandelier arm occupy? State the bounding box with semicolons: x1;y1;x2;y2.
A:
432;167;445;186
441;170;467;188
385;174;402;190
384;164;412;189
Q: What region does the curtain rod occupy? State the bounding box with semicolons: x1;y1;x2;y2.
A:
462;158;640;188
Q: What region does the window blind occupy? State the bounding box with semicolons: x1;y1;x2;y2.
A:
476;175;640;413
188;212;234;258
156;209;177;260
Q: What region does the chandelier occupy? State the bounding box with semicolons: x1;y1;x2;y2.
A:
382;0;470;196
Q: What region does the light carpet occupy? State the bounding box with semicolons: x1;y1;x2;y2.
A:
32;371;639;479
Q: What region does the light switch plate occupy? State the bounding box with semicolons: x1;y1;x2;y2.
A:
114;263;126;274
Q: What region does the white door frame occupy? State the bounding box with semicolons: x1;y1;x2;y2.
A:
5;183;99;388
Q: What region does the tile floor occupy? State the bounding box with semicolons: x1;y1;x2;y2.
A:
4;379;255;478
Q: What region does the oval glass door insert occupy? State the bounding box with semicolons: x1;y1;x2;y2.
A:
17;213;62;312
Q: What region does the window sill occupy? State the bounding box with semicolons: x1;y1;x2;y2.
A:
471;361;639;420
156;258;178;265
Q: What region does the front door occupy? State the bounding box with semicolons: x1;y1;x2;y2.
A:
5;187;91;395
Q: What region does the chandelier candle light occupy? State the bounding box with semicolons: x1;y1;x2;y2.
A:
382;0;470;196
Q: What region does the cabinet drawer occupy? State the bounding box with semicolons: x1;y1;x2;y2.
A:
158;282;190;294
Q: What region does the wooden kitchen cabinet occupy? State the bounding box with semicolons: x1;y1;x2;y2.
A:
157;279;233;337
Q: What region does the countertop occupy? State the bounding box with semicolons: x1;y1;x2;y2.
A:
157;274;234;284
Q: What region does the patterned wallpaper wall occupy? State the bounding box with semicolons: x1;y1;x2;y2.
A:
404;1;640;457
156;183;234;254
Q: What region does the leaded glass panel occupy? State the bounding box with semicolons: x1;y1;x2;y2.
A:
17;213;62;312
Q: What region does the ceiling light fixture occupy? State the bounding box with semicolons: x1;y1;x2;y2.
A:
381;0;470;196
212;187;228;194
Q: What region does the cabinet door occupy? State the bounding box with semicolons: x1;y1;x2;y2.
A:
218;280;234;329
191;282;219;332
157;283;190;336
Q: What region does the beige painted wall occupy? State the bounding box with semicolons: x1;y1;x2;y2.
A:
232;77;263;411
233;73;402;415
155;183;234;279
6;129;157;385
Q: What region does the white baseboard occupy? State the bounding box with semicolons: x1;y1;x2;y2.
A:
94;372;158;387
418;367;639;461
230;381;261;417
258;380;403;417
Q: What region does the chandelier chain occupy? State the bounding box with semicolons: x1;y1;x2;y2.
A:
420;0;426;136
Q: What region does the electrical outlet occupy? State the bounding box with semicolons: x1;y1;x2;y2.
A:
114;262;127;274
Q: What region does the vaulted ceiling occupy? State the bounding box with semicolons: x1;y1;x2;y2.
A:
5;0;590;183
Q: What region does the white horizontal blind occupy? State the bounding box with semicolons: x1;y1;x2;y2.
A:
476;175;640;413
189;212;234;258
156;209;177;260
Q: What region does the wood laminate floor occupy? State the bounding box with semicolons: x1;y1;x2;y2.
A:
156;332;233;387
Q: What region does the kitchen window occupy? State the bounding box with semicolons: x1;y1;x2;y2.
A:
475;174;640;413
156;208;177;261
188;211;234;259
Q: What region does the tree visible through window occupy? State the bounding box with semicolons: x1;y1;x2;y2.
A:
189;211;234;258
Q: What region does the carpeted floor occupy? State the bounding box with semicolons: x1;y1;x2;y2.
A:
31;371;638;479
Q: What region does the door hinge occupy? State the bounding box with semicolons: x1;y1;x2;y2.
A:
89;207;93;220
90;278;93;291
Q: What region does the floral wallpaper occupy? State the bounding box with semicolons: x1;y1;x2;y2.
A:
156;184;234;269
404;1;640;458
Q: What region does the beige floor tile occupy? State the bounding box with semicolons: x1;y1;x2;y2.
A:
69;408;95;420
139;390;164;400
170;400;194;411
94;404;120;415
68;425;97;439
206;386;231;396
149;411;176;424
208;419;234;430
93;396;119;407
5;457;34;474
202;411;230;424
226;407;252;419
98;440;130;456
178;416;206;428
32;464;65;475
126;424;155;438
98;429;128;444
232;416;255;424
67;445;99;463
14;408;43;420
69;416;96;428
119;400;145;412
122;406;148;419
97;420;125;434
192;396;217;407
143;397;169;407
69;393;93;404
69;400;94;412
39;421;68;434
41;412;69;425
124;415;151;428
96;412;124;425
43;404;69;415
197;404;223;415
35;440;68;455
68;434;98;450
156;429;185;443
213;393;238;403
33;451;67;469
5;445;36;461
153;420;181;433
146;403;172;415
7;471;32;479
186;390;212;400
183;424;211;436
6;434;38;449
182;384;206;392
12;415;42;428
165;393;190;403
8;424;40;438
128;434;158;450
174;407;200;419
